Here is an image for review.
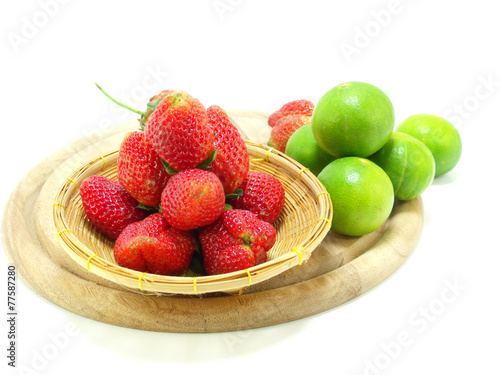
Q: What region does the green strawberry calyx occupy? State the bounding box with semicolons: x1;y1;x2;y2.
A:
136;203;160;212
224;188;243;200
160;159;179;175
159;150;218;175
197;149;218;170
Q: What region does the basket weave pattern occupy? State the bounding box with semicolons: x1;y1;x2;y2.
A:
53;140;332;295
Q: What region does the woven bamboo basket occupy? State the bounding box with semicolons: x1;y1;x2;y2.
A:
52;140;333;295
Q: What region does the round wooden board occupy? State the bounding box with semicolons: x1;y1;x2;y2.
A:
1;111;423;333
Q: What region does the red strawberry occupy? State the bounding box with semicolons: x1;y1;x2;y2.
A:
117;131;170;207
253;247;267;266
206;105;249;194
268;114;311;153
146;90;215;171
213;245;255;274
227;171;285;223
197;217;242;275
268;99;314;128
140;89;174;129
199;209;276;275
161;169;225;231
223;209;276;250
79;175;148;240
114;213;197;276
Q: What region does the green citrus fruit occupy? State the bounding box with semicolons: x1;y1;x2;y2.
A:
317;157;394;236
396;114;462;176
369;132;435;200
285;123;336;176
311;81;395;158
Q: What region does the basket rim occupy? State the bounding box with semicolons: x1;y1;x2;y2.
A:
52;140;333;295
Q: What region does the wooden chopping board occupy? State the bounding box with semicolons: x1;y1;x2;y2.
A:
1;111;423;333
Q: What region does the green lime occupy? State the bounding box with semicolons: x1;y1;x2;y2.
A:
396;114;462;176
369;132;435;200
311;81;395;158
285;123;336;175
317;157;394;236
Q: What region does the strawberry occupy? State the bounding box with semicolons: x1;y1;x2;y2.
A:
268;114;311;153
79;175;148;240
117;131;170;207
253;247;267;266
227;171;285;223
114;213;197;276
199;209;276;275
268;99;314;128
206;105;249;194
197;216;242;275
145;90;215;171
222;209;275;249
140;89;174;130
161;169;226;231
213;245;255;274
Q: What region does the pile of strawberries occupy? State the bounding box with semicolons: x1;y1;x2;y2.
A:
80;89;285;276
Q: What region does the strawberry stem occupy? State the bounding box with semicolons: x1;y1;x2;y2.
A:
95;83;144;115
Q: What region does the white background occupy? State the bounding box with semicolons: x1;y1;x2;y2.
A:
1;1;499;374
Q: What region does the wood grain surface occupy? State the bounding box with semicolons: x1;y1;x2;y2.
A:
1;111;424;333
